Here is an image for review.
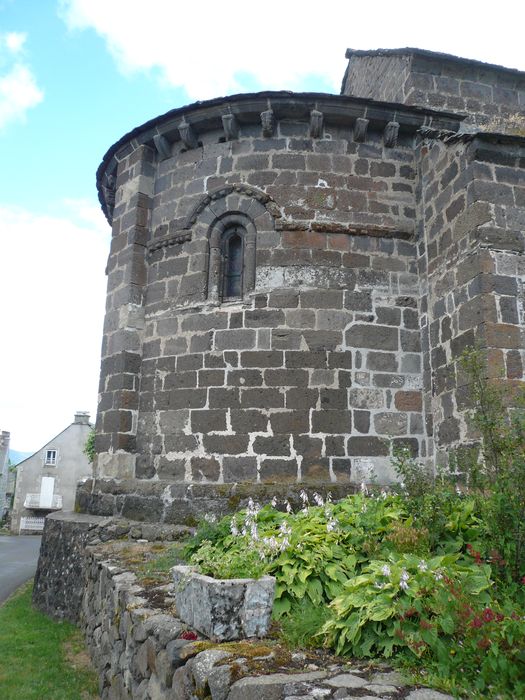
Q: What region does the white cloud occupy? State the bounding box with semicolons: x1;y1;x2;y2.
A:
60;0;525;101
0;202;110;452
0;32;43;129
5;32;26;54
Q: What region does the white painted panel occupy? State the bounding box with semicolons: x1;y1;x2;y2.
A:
40;476;55;508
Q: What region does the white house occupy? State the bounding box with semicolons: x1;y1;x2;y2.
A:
10;412;93;533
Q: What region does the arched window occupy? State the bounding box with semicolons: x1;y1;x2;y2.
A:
207;214;256;303
220;227;244;300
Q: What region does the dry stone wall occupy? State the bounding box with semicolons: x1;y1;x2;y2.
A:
81;540;454;700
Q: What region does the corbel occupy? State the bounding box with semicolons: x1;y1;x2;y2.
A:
384;121;400;148
309;110;324;138
153;134;171;160
260;109;275;137
353;117;369;143
222;113;239;140
178;118;198;149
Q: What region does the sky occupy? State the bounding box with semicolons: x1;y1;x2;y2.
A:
1;0;524;453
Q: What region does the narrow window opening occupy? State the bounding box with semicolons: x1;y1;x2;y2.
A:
221;229;244;300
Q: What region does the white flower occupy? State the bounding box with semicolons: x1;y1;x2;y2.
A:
326;492;332;503
204;513;217;523
434;569;444;581
250;523;259;541
326;519;337;532
380;490;388;500
280;537;290;550
285;500;293;514
300;489;309;506
271;496;278;508
418;560;428;572
360;482;368;496
230;521;239;537
313;492;324;507
400;569;410;586
399;579;409;591
381;565;391;577
279;522;291;537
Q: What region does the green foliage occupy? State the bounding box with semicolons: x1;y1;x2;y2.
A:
83;428;95;463
323;554;491;656
278;600;331;649
190;539;269;579
0;583;98;699
185;355;525;697
459;347;525;583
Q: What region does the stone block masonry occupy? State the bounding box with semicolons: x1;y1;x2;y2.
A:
90;51;524;499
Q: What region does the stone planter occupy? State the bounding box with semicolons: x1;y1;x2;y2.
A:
172;565;276;642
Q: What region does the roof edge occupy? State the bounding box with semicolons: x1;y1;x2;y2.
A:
344;47;525;77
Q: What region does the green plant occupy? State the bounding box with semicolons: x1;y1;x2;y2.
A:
83;428;95;463
322;553;492;659
460;347;525;582
0;583;98;699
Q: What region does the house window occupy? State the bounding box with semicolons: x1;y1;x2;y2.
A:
220;227;244;300
44;449;57;466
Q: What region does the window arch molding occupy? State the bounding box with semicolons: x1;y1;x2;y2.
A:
207;212;256;302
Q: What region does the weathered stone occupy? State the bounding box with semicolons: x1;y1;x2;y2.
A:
172;566;276;641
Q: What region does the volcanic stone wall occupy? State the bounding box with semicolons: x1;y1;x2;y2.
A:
139;121;423;484
96;95;456;486
343;49;525;126
417;132;525;464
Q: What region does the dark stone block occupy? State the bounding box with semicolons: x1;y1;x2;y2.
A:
223;456;257;482
191;410;227;433
121;495;164;522
244;309;286;328
265;369;308;387
346;324;399;351
259;459;298;483
191;457;220;481
320;389;347;409
230;409;268;433
301;459;331;480
270;411;310;434
169;389;207;409
327;351;352;369
253;435;291;456
353;410;370;433
203;435;249;454
311;410;351;433
208;388;241;409
347;436;388;456
240;388;284;409
367;352;398;372
241;351;284;368
286;388;319;409
286;351;327;368
332;458;352;482
157;458;186;480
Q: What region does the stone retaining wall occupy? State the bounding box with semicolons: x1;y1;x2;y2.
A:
32;511;190;622
82;541;454;700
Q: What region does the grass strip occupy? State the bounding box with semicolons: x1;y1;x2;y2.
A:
0;582;98;700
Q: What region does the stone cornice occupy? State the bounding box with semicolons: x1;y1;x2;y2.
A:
97;91;464;222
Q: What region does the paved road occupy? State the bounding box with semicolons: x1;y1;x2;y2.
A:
0;535;42;604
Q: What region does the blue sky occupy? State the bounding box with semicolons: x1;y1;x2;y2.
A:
1;0;524;452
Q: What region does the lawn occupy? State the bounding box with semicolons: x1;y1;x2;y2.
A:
0;583;98;700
